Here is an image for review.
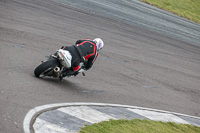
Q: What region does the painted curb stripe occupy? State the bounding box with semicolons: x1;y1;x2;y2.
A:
90;106;148;120
37;109;91;131
58;106;116;124
34;118;75;133
23;103;200;133
178;115;200;127
128;108;190;124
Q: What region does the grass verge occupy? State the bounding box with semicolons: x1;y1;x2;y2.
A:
79;119;200;133
140;0;200;24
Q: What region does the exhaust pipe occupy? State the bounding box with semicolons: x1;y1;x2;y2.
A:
53;67;60;78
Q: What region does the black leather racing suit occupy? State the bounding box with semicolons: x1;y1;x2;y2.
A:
62;39;98;73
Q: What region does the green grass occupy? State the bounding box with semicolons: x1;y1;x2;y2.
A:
140;0;200;24
79;119;200;133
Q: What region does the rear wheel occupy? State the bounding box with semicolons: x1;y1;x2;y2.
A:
34;58;60;78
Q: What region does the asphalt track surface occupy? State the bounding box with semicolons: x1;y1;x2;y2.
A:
0;0;200;133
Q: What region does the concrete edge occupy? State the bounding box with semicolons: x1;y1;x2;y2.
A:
23;102;200;133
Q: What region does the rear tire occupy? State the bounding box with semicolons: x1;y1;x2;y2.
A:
34;58;60;78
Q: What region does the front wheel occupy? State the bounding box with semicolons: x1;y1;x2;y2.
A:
34;58;60;78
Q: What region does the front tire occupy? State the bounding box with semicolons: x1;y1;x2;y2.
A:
34;58;60;78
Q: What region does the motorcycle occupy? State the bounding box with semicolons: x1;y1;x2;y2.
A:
34;49;85;80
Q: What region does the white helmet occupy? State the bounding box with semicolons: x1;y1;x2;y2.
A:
93;38;104;51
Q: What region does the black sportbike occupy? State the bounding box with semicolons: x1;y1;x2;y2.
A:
34;49;85;80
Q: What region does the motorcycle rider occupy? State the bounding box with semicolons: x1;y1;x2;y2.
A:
60;38;104;77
